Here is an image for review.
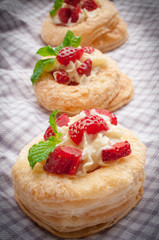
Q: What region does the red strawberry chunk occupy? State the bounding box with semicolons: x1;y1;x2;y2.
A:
43;146;82;175
69;115;109;145
71;6;81;23
82;46;95;54
77;58;92;77
57;47;84;66
44;126;55;141
58;8;72;24
44;114;69;140
64;0;80;7
55;69;70;84
57;113;70;127
83;109;117;125
95;109;117;125
102;141;131;161
83;109;91;116
82;0;98;11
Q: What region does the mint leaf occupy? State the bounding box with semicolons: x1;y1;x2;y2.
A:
63;30;81;48
36;46;57;57
28;140;56;169
31;58;55;84
54;45;64;55
28;110;63;169
50;0;64;17
48;110;62;140
53;30;81;55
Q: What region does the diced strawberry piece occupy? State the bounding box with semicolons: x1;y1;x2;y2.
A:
64;0;80;7
83;109;91;116
102;141;131;161
57;47;84;66
44;126;55;141
43;146;82;175
77;58;92;77
83;109;117;125
56;113;70;127
82;46;95;54
82;0;98;11
44;114;69;140
95;109;117;125
55;69;70;84
58;8;72;24
71;6;81;23
69;115;109;145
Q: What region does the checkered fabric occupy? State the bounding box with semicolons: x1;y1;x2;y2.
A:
0;0;159;239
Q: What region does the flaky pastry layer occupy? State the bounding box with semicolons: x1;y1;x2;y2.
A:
12;126;146;238
41;0;128;52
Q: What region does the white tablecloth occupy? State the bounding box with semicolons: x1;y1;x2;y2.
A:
0;0;159;239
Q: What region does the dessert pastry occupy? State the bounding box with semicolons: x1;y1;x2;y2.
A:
41;0;128;52
12;109;146;238
31;31;134;115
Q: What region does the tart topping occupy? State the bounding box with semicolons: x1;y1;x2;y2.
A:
28;109;132;175
57;46;84;66
69;115;109;145
31;31;81;84
82;0;98;11
50;0;99;24
77;58;92;76
55;69;70;84
58;7;72;24
43;146;82;175
102;141;131;161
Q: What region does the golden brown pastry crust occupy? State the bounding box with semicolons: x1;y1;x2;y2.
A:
12;126;146;238
41;0;128;52
107;72;134;112
33;55;134;115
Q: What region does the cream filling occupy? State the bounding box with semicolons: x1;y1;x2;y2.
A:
51;2;100;27
57;110;125;176
50;50;107;84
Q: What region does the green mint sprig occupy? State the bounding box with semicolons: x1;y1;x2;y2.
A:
36;45;57;56
31;30;81;85
50;0;64;17
28;110;62;169
48;110;62;140
31;58;55;84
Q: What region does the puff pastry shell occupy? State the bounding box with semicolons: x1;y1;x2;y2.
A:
33;54;134;115
41;0;128;52
12;126;146;238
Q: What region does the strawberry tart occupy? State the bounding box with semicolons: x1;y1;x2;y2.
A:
31;31;134;115
12;109;146;238
41;0;128;52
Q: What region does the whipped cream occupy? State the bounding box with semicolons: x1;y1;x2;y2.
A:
57;109;125;176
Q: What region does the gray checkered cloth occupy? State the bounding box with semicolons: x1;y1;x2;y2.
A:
0;0;159;239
